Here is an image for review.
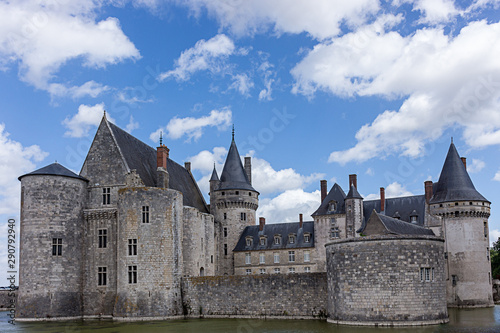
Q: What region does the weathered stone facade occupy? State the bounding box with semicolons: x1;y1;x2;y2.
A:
326;235;448;326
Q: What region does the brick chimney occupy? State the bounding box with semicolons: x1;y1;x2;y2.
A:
320;180;327;203
299;213;303;228
244;157;252;185
259;217;265;231
349;174;357;188
424;180;433;204
380;187;385;213
184;161;191;173
157;144;170;188
461;157;467;169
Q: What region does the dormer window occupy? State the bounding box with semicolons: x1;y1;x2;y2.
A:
289;234;296;244
410;210;418;224
246;237;253;247
274;235;281;245
327;200;337;213
304;233;311;243
260;236;267;246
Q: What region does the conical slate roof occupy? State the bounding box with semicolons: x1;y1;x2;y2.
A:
429;143;488;204
210;165;219;181
312;183;346;216
218;140;256;192
19;162;88;181
346;185;363;199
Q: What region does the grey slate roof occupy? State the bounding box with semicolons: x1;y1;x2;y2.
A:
107;121;208;213
346;185;363;199
210;165;219;181
19;162;88;181
234;221;314;252
362;195;426;227
430;143;488;204
370;210;435;236
218;140;256;192
312;183;346;216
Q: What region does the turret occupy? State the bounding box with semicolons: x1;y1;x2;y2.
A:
345;174;363;238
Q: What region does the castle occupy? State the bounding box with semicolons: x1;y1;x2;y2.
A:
16;115;493;324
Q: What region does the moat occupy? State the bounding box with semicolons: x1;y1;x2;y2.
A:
2;307;500;333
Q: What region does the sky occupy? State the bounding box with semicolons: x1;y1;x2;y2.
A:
2;0;500;283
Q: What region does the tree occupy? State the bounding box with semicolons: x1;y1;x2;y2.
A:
491;237;500;280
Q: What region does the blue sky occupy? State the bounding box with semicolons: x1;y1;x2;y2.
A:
2;0;500;282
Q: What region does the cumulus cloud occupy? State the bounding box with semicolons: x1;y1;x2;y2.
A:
494;169;500;181
229;73;254;96
364;182;413;200
257;189;321;223
0;1;140;97
258;61;275;101
394;0;460;24
159;34;235;81
125;115;139;133
63;103;114;138
150;108;232;142
467;158;485;173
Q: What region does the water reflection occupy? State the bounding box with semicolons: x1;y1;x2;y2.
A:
2;306;500;333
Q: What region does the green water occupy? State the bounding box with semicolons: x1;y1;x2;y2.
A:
2;307;500;333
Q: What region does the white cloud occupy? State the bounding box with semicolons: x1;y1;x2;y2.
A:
467;158;485;173
150;108;232;142
364;181;413;200
0;1;140;97
229;73;254;96
290;19;500;164
186;146;228;195
63;103;114;138
257;189;321;223
494;169;500;181
125;116;139;133
395;0;460;24
490;228;500;246
366;168;374;176
258;60;275;101
159;34;235;81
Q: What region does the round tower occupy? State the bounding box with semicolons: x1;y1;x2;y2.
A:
429;143;493;307
210;134;259;275
345;174;363;238
18;163;88;319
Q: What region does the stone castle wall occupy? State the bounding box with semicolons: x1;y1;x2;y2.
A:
181;273;327;319
326;235;448;326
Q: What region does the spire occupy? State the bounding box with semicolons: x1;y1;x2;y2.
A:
210;164;219;181
430;143;488;204
218;138;256;192
232;124;235;142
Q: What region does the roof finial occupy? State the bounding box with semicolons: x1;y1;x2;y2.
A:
232;124;235;142
451;136;453;144
160;131;163;146
104;110;106;118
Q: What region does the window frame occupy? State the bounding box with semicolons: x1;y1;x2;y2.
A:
102;187;111;205
142;206;150;223
128;238;137;256
245;253;251;265
98;266;107;286
288;251;295;262
52;238;62;256
128;265;137;284
98;228;107;249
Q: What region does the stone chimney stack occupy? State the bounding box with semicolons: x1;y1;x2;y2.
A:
461;157;467;169
349;174;357;188
320;180;327;203
259;217;265;231
425;180;433;204
380;187;385;213
244;157;252;185
184;162;191;173
157;144;170;188
299;213;303;228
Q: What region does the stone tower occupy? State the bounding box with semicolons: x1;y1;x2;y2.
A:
210;133;259;275
344;174;363;238
429;142;493;307
17;163;88;319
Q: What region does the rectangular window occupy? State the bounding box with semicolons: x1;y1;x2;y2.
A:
304;267;311;273
246;238;252;247
241;212;247;221
128;239;137;256
420;267;432;282
128;265;137;284
224;227;228;237
289;235;295;244
260;237;266;246
98;229;107;248
304;234;310;243
288;251;295;262
52;238;62;256
259;252;265;264
331;227;339;238
484;221;488;237
259;268;266;274
274;268;280;274
274;236;280;245
224;244;228;256
224;213;227;220
288;267;295;274
102;187;110;205
274;252;280;263
425;268;430;281
98;267;107;286
246;269;252;275
245;253;251;265
304;250;310;262
142;206;149;223
452;275;457;286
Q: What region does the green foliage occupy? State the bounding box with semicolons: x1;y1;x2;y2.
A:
491;237;500;279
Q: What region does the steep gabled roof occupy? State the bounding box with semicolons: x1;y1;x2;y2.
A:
312;183;346;216
218;140;256;192
210;165;219;181
19;162;88;181
362;195;426;227
430;143;488;204
346;185;363;199
361;210;435;236
233;221;314;252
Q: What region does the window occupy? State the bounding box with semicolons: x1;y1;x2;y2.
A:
211;255;213;264
288;251;295;262
224;213;227;220
98;229;107;248
304;233;310;243
259;268;266;274
274;235;281;245
304;267;311;273
274;268;280;274
330;218;336;226
420;267;433;282
289;235;296;244
452;275;457;286
142;206;150;223
241;212;247;221
52;238;62;256
236;191;239;195
304;250;310;262
128;265;137;284
221;191;225;195
224;244;228;256
102;187;110;205
331;227;340;238
128;239;137;256
288;267;295;274
98;267;107;286
410;215;417;224
246;269;252;275
484;221;488;238
328;200;337;212
259;252;265;264
274;252;280;263
249;192;252;196
245;253;251;264
224;227;228;237
260;237;266;246
348;226;353;232
246;237;253;247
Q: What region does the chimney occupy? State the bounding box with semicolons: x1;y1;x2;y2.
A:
244;157;252;185
425;180;433;204
156;144;170;188
299;213;303;228
380;187;385;212
349;174;357;189
461;157;467;169
320;180;327;203
184;161;191;173
259;217;265;231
